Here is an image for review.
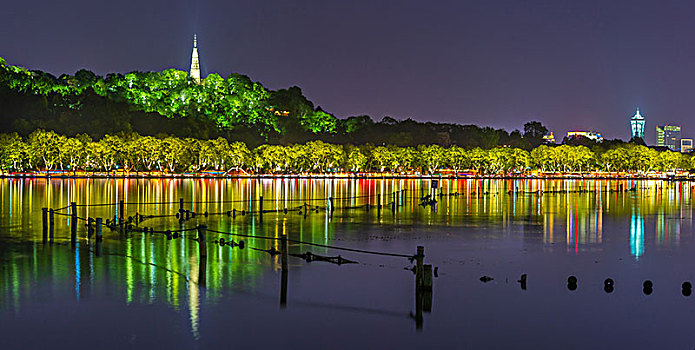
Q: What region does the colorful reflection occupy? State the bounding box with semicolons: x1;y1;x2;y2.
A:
0;178;693;313
631;211;645;259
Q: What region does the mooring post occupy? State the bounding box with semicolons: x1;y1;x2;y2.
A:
70;202;77;245
423;264;433;291
392;192;396;213
119;199;124;223
259;196;264;222
414;246;425;330
198;225;207;258
196;224;208;287
415;283;424;330
416;246;424;289
42;208;48;243
95;218;103;241
49;209;55;242
95;238;102;257
87;218;94;238
423;264;433;313
179;198;184;217
329;197;334;213
280;233;288;308
280;234;288;271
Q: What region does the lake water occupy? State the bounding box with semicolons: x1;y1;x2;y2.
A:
0;178;693;349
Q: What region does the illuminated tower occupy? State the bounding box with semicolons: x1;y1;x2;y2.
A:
630;108;645;139
190;34;201;84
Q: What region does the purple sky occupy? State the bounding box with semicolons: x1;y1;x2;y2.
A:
3;0;695;143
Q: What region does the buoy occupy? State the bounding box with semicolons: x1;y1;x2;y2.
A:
643;280;653;295
682;282;692;296
604;278;614;286
518;274;527;290
567;276;578;291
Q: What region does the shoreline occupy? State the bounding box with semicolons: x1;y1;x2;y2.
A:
1;172;692;181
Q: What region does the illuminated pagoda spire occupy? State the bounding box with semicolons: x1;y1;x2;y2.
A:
630;107;645;139
190;34;201;84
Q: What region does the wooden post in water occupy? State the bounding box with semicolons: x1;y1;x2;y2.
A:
179;198;184;219
87;218;94;238
119;199;124;223
198;253;207;288
198;225;207;258
414;246;425;330
416;246;424;289
329;197;334;213
280;234;288;308
42;208;48;243
259;196;264;222
95;239;102;257
70;202;77;245
95;218;103;241
49;209;55;242
423;264;433;313
423;264;433;291
197;224;207;287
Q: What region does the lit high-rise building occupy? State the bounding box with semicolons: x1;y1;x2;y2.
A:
630;108;645;139
190;34;201;84
656;125;681;151
681;139;693;153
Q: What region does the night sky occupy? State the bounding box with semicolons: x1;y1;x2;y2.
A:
3;0;695;143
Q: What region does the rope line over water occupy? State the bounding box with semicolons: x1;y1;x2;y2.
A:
56;190;407;211
205;228;413;259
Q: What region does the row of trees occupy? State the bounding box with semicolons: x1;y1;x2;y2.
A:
1;130;692;174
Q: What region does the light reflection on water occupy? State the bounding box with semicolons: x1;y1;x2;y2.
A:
0;178;693;347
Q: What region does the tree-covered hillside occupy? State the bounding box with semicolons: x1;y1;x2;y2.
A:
0;57;552;148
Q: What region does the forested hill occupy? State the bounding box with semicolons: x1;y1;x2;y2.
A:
1;56;549;148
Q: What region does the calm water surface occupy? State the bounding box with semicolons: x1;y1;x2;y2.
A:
0;178;694;349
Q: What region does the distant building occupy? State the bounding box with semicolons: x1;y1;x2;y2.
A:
543;132;555;144
630;108;645;139
190;34;201;84
656;125;681;151
681;138;693;153
566;131;603;142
